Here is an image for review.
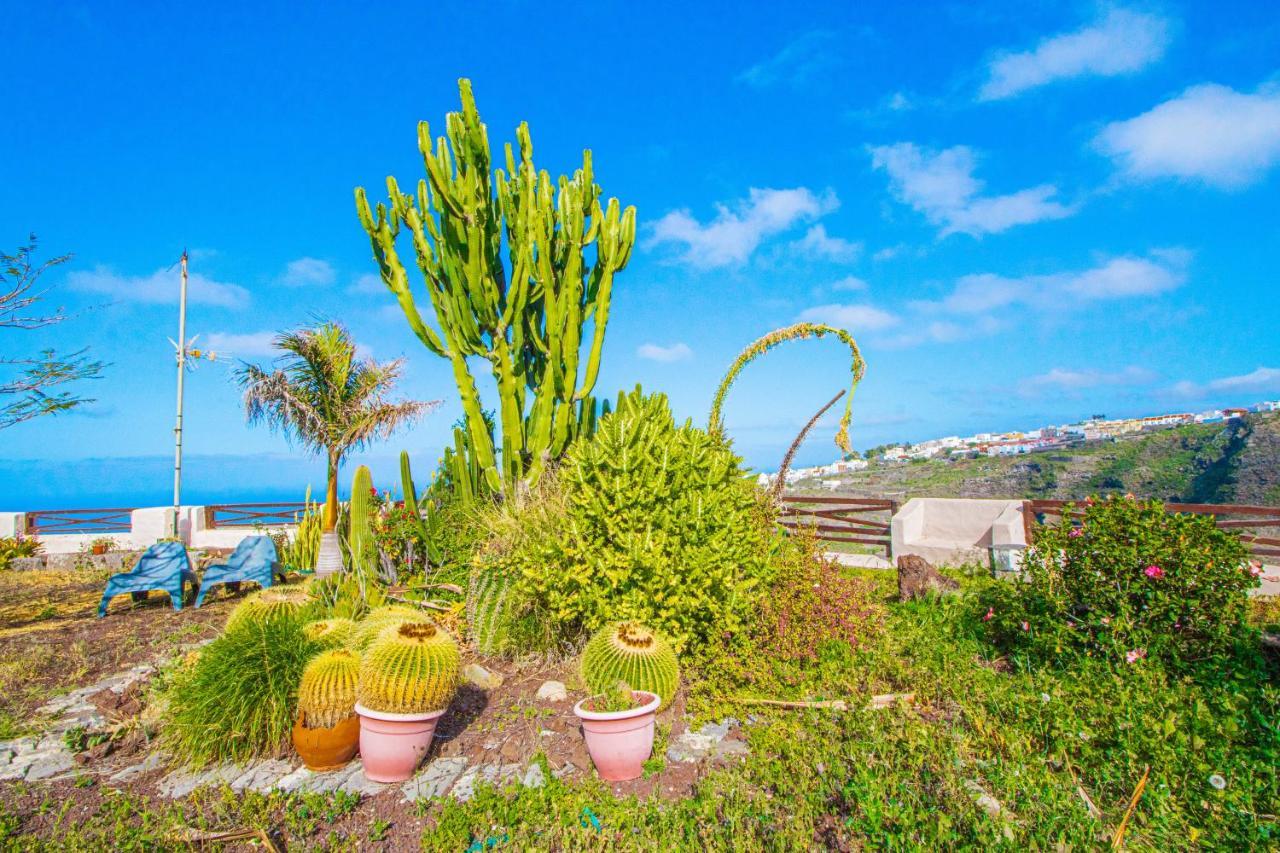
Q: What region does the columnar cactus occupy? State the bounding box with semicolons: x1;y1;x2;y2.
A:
348;465;375;573
298;649;360;729
355;78;637;497
352;605;423;650
358;620;460;714
400;451;419;517
225;587;310;631
303;617;357;649
580;622;681;710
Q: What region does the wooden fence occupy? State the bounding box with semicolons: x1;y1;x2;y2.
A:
1023;500;1280;562
204;502;309;529
25;507;134;535
777;495;897;559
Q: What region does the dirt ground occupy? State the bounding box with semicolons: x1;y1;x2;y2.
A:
0;569;739;849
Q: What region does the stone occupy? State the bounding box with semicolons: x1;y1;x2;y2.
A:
521;763;546;789
25;751;75;781
462;664;503;691
338;763;391;797
499;739;523;763
401;758;467;802
230;759;294;793
451;763;521;803
273;766;318;794
158;763;242;798
896;554;959;602
711;739;750;761
697;720;731;741
108;753;167;784
535;681;568;702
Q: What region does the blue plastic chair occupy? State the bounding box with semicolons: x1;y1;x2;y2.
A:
194;535;285;608
97;541;198;617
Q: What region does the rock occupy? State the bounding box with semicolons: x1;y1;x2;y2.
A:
338;762;390;797
158;763;242;798
230;759;294;793
711;739;750;761
25;751;76;781
401;758;468;802
896;555;959;601
273;766;318;794
499;739;524;763
698;720;731;741
462;664;504;691
451;763;521;803
666;732;716;763
108;753;166;784
521;763;546;789
535;681;568;702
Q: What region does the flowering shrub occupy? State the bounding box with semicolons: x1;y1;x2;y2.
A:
983;496;1258;672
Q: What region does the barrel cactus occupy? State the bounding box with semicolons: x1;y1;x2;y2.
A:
297;649;360;729
352;605;423;650
225;586;310;630
580;622;680;710
358;620;460;714
303;617;357;649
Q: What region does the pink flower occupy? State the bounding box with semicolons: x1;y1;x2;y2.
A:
1101;617;1111;625
1248;562;1263;578
1068;527;1084;538
1125;648;1147;664
982;607;994;622
1021;621;1030;632
1143;565;1165;579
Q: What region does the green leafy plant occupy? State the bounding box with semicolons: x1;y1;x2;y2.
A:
580;622;680;710
491;387;776;652
983;496;1258;672
162;611;321;765
0;535;41;570
587;680;640;714
297;649;360;729
277;491;322;571
355;78;636;496
358;621;460;714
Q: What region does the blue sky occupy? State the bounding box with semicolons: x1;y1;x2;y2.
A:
3;1;1279;508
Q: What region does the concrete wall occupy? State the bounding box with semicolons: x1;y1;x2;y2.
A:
0;506;297;556
891;498;1027;567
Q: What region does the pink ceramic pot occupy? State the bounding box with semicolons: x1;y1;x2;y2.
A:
354;702;446;782
572;690;660;782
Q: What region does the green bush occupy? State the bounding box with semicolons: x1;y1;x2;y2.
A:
486;387;775;653
983;496;1258;672
0;536;40;570
162;611;320;766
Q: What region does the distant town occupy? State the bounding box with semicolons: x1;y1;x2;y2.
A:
764;399;1280;488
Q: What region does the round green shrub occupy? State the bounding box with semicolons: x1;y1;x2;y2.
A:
983;496;1258;672
490;387;776;653
162;612;320;766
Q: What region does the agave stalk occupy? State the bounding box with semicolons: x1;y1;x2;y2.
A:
709;323;866;456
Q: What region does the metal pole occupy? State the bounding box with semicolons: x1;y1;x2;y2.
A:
172;251;188;538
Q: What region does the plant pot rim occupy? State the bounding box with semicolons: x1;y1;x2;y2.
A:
573;690;660;721
354;702;448;723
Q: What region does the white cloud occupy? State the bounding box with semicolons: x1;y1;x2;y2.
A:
1095;82;1280;189
790;224;862;262
869;143;1075;237
737;31;837;88
872;244;906;262
926;250;1189;314
637;342;693;362
831;275;868;292
796;303;900;331
202;331;279;357
67;264;250;309
878;316;1003;349
979;8;1171;101
348;273;385;295
1019;365;1156;396
1170;367;1280;398
647;187;838;268
280;257;336;287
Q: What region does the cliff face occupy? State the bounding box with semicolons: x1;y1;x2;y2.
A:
793;412;1280;505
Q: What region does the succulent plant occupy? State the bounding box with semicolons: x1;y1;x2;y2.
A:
303;617;357;649
580;622;680;710
352;605;424;650
358;620;460;714
297;649;360;729
225;586;310;631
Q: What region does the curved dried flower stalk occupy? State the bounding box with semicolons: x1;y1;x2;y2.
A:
709;323;865;455
772;389;845;500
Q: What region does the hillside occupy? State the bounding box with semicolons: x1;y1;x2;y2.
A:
791;412;1280;505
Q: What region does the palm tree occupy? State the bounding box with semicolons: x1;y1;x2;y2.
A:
235;322;438;576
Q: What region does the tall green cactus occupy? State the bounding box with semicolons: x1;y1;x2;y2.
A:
348;465;375;574
400;451;419;516
355;79;637;497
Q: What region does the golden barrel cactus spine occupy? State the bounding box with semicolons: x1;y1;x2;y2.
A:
298;649;360;729
352;605;423;650
358;621;460;714
580;622;680;710
225;586;310;631
303;617;357;649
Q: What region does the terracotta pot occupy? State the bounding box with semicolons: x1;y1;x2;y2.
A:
572;690;660;782
91;544;109;556
292;714;359;771
354;702;446;782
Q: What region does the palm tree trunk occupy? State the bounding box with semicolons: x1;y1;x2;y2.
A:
316;451;343;578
